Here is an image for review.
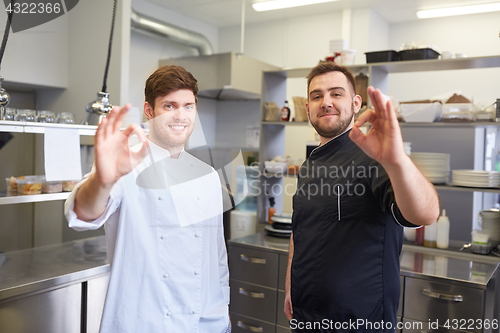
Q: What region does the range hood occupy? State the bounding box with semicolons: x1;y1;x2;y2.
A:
159;52;279;100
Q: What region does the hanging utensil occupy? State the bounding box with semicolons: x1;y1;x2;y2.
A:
82;0;118;125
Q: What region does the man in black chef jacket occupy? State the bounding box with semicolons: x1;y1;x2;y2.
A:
284;62;439;332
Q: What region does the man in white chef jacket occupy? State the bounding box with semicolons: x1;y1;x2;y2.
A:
65;65;231;333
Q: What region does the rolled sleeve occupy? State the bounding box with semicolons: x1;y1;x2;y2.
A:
64;174;123;232
391;202;421;228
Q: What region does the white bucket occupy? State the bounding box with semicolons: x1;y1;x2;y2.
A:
340;49;356;66
230;210;257;239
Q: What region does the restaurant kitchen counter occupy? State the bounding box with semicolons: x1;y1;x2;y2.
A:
228;232;500;332
228;231;500;288
0;236;109;301
0;236;109;333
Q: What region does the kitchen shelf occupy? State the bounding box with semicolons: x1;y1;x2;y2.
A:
0;121;98;136
370;55;500;74
0;191;70;205
263;56;500;79
434;184;500;194
261;121;310;126
267;64;368;79
400;122;500;128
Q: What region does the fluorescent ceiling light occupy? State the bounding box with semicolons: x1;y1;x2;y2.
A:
252;0;338;12
417;2;500;18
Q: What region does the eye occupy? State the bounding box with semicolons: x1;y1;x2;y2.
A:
312;95;321;100
185;104;194;111
165;104;174;109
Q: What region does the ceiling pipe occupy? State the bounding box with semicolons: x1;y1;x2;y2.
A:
130;8;214;56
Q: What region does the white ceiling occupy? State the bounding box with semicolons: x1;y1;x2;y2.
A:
143;0;498;27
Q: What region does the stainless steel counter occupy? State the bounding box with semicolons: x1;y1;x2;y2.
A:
228;232;500;289
0;236;109;301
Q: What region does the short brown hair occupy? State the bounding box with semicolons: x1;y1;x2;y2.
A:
306;61;356;97
145;65;198;108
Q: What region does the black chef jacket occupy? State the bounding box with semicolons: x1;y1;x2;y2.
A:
291;129;418;333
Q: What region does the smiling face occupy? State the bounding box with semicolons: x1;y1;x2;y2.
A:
307;71;361;145
144;89;196;154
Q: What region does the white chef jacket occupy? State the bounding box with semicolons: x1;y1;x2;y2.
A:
64;140;230;333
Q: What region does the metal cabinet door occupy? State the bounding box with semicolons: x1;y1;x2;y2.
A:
404;277;484;333
0;284;81;333
230;312;277;333
229;245;279;288
230;279;278;323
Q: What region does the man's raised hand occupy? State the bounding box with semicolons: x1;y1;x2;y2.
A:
94;103;149;187
349;87;406;168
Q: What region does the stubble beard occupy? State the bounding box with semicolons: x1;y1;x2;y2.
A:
311;104;355;140
149;116;193;151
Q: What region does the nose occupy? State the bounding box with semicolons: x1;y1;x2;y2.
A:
172;107;186;121
321;95;333;110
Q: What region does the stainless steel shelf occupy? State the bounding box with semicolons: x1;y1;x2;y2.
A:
265;64;368;79
0;121;98;136
434;184;500;194
370;55;500;74
262;55;500;78
0;191;70;205
261;121;310;126
401;122;500;128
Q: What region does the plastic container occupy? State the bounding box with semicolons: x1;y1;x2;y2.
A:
6;177;19;192
62;180;78;192
365;50;400;63
17;177;44;195
442;111;476;122
6;175;39;193
436;209;450;249
340;49;356;65
471;230;491;254
42;180;63;193
400;103;441;122
442;103;476;113
475;110;495;122
230;210;257;239
399;48;440;61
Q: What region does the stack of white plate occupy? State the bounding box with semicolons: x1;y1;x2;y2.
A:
479;209;500;243
452;170;500;188
410;153;450;184
265;214;292;238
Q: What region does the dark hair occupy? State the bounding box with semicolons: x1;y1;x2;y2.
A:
144;65;198;108
306;61;356;97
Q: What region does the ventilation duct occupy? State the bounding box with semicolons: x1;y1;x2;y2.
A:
130;8;214;56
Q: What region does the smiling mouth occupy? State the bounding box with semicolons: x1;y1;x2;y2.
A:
320;113;339;118
169;125;187;132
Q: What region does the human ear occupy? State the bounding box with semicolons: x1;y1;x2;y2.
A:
144;102;154;120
